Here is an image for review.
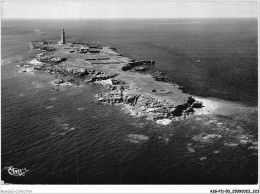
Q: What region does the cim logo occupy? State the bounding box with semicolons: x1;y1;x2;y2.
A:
4;166;29;176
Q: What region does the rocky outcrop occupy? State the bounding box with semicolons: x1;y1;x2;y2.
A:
87;73;118;83
30;41;55;51
33;52;203;123
38;56;66;64
34;60;119;86
50;57;66;63
53;79;65;85
122;60;155;71
74;68;89;77
95;80;201;122
122;62;142;71
29;40;204;125
187;96;196;105
152;70;168;82
178;86;188;93
192;101;203;108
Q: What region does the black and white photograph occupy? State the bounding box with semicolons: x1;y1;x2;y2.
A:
1;0;259;193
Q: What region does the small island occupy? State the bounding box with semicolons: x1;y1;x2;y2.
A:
26;29;203;125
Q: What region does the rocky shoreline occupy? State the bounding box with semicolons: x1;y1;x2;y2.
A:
27;40;203;124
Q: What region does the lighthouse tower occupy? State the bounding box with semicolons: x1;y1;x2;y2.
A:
61;29;65;44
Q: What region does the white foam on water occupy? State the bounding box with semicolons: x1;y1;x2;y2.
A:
18;68;34;74
193;96;250;116
49;97;56;101
68;127;76;131
28;59;42;65
77;107;86;111
187;147;195;153
156;119;172;125
224;142;238;147
199;156;207;160
125;134;149;144
122;105;138;117
97;79;113;85
45;105;54;109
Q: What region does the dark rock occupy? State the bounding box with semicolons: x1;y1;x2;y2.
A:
100;73;118;80
20;68;27;72
192;101;203;108
110;47;117;51
88;50;100;54
122;64;132;71
34;64;47;70
41;46;55;52
31;41;55;51
67;78;75;83
88;76;100;82
187;96;196;105
152;89;156;92
111;79;121;85
122;61;142;71
50;57;66;63
75;68;89;77
110;85;117;90
88;70;96;74
94;71;102;76
53;79;64;85
122;60;154;71
171;104;190;116
152;70;167;82
87;72;117;82
178;86;188;93
125;94;141;106
185;107;195;114
38;56;66;64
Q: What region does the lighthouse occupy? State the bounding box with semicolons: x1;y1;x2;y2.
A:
61;29;65;44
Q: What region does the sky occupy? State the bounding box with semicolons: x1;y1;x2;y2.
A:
1;0;258;19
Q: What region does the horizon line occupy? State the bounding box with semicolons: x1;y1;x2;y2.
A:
2;17;258;20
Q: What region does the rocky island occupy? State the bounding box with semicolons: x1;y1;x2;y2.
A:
25;29;203;125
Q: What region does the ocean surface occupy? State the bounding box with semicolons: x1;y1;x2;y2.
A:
1;19;258;184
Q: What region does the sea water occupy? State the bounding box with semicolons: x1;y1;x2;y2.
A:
1;19;258;184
